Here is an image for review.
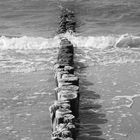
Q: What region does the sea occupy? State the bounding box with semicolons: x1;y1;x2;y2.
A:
0;0;140;140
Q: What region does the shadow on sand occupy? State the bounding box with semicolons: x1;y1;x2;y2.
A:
74;61;107;140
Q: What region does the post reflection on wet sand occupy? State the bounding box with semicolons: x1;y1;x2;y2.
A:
75;62;108;140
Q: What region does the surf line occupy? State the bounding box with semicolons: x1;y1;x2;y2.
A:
49;9;79;140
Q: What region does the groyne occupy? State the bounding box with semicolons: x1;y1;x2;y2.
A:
49;9;79;140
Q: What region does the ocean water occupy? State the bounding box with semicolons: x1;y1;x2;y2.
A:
0;0;140;37
0;0;140;140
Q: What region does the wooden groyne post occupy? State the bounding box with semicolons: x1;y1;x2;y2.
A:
49;9;79;140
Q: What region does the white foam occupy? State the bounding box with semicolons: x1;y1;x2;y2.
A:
61;32;118;49
0;34;140;73
0;36;60;50
112;94;140;108
61;32;140;49
0;33;140;50
114;34;140;48
114;132;128;137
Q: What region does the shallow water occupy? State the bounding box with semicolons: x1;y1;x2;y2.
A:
77;62;140;140
0;70;55;140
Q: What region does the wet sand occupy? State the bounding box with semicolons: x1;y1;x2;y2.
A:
78;61;140;140
0;70;55;140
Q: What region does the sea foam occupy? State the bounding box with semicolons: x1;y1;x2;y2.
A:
62;33;140;49
0;36;60;50
0;34;140;50
0;33;140;73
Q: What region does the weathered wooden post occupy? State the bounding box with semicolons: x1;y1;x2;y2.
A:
49;9;79;140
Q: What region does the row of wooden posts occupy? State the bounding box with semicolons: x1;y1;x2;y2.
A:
49;9;79;140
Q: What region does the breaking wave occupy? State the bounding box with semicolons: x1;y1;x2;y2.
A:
0;33;140;73
0;33;140;50
64;33;140;49
0;36;61;50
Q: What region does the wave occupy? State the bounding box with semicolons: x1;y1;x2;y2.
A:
0;36;61;50
0;33;140;50
0;33;140;73
64;33;140;49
